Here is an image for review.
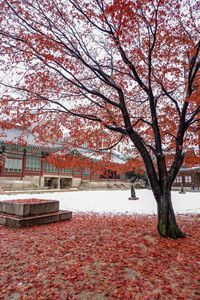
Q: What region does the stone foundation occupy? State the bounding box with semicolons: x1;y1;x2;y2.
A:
0;199;72;228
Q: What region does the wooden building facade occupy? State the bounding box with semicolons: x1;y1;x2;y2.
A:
173;166;200;189
0;127;126;191
0;126;199;191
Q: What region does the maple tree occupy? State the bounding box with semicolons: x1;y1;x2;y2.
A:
0;0;200;238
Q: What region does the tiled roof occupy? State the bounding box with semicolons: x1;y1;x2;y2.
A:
0;127;125;163
77;146;125;164
0;126;63;152
180;166;200;172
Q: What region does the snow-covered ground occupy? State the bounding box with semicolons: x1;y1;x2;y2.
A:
0;189;199;215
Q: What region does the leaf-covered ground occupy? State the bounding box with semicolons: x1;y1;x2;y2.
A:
0;214;199;300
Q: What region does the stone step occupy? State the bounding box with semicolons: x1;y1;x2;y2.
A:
0;199;59;217
0;210;72;228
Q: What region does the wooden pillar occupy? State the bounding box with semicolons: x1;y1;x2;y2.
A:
198;172;200;189
41;151;47;177
113;171;115;181
40;158;44;176
57;168;60;189
182;175;185;187
21;149;26;179
192;172;196;187
0;155;5;176
0;146;6;177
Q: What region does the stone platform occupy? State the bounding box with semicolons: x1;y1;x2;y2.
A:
0;199;72;228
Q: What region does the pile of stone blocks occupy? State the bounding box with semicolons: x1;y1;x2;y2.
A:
0;199;72;228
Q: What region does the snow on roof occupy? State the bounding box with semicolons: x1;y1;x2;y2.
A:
180;166;200;172
0;126;63;151
0;126;126;163
77;146;125;164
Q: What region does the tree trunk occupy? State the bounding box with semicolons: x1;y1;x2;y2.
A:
157;190;185;239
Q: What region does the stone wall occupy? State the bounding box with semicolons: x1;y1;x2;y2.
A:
0;176;40;191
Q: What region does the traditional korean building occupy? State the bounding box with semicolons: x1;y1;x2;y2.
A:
173;166;200;189
1;126;198;191
0;126;126;191
173;143;200;189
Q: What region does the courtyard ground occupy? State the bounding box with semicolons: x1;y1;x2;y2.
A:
0;189;199;215
0;190;199;299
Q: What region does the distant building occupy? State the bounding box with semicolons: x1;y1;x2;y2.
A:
1;126;198;191
173;166;200;189
0;126;126;191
